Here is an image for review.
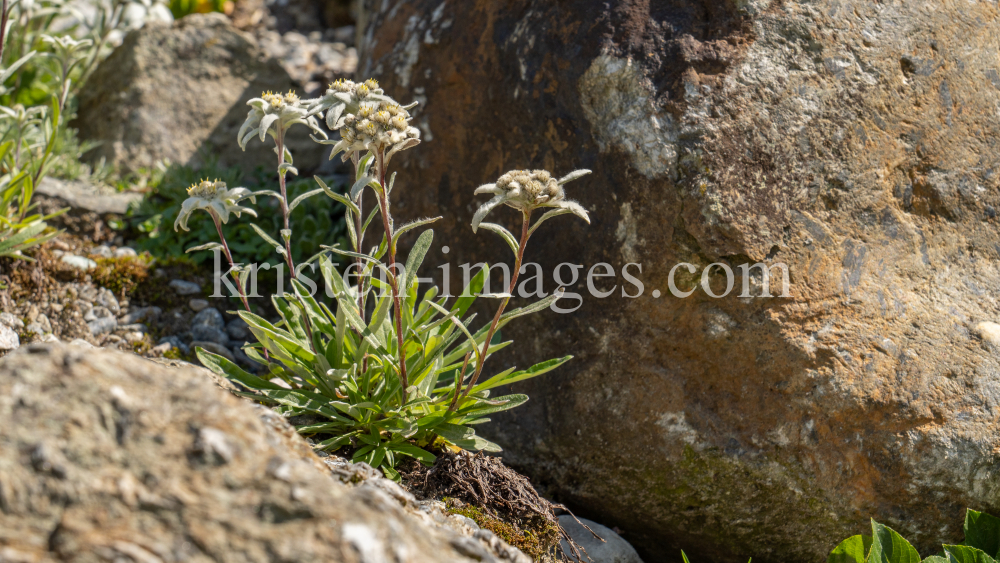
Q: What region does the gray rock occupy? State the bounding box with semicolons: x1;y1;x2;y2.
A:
559;516;643;563
118;323;148;333
169;279;201;295
189;298;210;312
192;307;228;344
0;324;19;351
87;317;117;336
113;246;138;258
191;340;235;361
0;345;490;562
0;312;24;330
36;177;142;215
68;339;95;348
78;284;98;302
74;13;324;176
157;335;190;355
119;306;162;325
90;245;113;258
26;314;52;335
96;287;120;316
83;306;113;322
60;255;97;271
226;317;251;341
359;1;1000;560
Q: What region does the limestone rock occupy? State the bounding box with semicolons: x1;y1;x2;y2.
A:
358;1;1000;561
74;13;325;175
560;516;643;563
0;344;499;562
0;324;19;351
36;177;143;215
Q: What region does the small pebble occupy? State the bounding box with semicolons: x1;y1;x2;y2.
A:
38;334;59;343
113;246;137;258
68;339;95;348
88;317;117;336
119;306;161;325
27;314;52;334
226;318;251;341
158;335;190;355
125;331;145;344
189;298;210;312
0;324;19;350
90;245;113;258
151;342;174;355
61;255;97;271
118;323;148;333
97;288;121;316
0;312;24;330
169;279;201;295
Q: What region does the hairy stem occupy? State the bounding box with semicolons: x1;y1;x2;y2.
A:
211;211;251;313
275;125;295;273
452;210;531;408
374;149;408;393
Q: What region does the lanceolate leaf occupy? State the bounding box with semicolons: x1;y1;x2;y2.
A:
402;229;434;294
827;535;871;563
965;509;1000;559
471;356;571;394
868;521;921;563
195;347;284;391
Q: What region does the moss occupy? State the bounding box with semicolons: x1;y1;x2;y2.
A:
445;499;560;561
162;347;183;360
92;255;152;296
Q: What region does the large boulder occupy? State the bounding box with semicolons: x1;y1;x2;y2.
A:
0;344;507;561
74;14;325;175
356;1;1000;562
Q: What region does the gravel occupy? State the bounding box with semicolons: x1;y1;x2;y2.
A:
169;279;201;295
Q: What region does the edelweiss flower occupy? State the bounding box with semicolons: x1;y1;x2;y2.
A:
309;78;421;164
237;90;326;150
472;169;591;232
173;179;257;231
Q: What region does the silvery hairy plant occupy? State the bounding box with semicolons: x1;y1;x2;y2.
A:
188;77;592;481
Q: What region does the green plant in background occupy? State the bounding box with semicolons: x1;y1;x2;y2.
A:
129;161;347;267
0;0;170;262
192;78;592;480
167;0;226;20
827;508;1000;563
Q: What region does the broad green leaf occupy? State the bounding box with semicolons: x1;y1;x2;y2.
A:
943;545;998;563
869;520;921;563
965;509;1000;558
827;535;871;563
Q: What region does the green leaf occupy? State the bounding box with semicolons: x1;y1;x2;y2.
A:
869;520;921;563
239;311;316;364
392;217;441;249
965;509;1000;558
402;229;433;294
944;546;998;563
250;223;285;255
476;222;519;254
828;535;871;563
458;394;528;417
257;388;351;422
315;175;360;216
195;347;285;391
288;187;323;211
388;442;437;464
350;174;376;200
471;356;571;393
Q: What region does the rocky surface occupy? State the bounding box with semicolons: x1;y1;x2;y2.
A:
0;344;530;562
559;516;643;563
357;1;1000;562
74;13;326;175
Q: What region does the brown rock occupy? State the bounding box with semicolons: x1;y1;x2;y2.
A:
0;344;494;562
356;1;1000;562
74;13;325;175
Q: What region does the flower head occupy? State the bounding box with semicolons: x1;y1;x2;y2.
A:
472;169;592;232
237;90;326;150
307;77;421;163
173;179;257;232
